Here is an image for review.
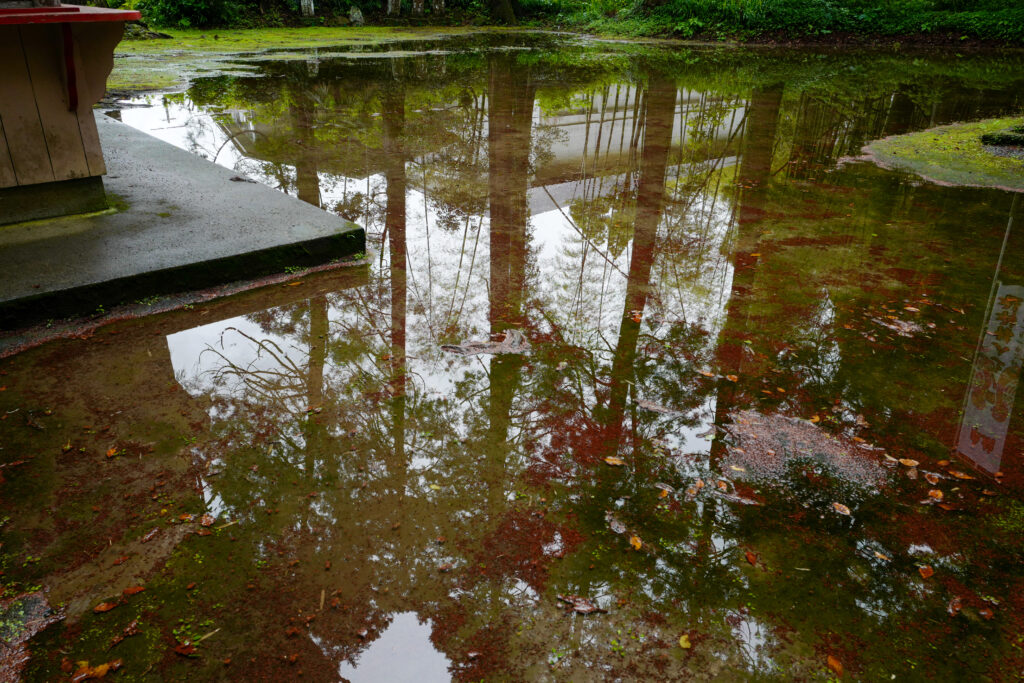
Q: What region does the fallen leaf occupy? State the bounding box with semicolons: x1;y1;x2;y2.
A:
141;528;159;543
924;472;941;485
832;502;851;516
109;620;140;648
948;470;975;480
729;465;746;472
557;594;605;614
981;489;998;496
810;415;820;423
629;535;642;551
122;586;145;597
679;634;691;649
173;643;197;657
948;596;962;616
725;375;738;382
979;607;995;620
928;489;944;501
604;456;626;466
287;281;303;287
874;551;891;561
937;459;950;466
899;458;920;467
698;370;715;378
93;602;118;613
716;480;729;492
827;654;843;677
178;513;194;522
918;565;934;579
438;563;454;573
745;550;758;566
199;513;215;527
71;659;123;682
658;489;669;499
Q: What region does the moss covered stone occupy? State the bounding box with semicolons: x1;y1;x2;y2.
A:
862;116;1024;193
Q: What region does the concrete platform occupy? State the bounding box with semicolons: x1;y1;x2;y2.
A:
0;114;364;329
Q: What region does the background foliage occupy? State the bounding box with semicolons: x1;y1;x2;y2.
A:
96;0;1024;41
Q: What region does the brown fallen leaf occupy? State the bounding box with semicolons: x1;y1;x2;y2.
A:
827;654;843;677
71;659;123;682
981;489;998;496
199;513;215;527
725;375;738;382
141;528;159;543
899;458;920;467
93;602;118;614
122;586;145;597
928;489;944;501
874;551;891;561
937;459;950;466
831;502;851;516
105;447;118;459
948;596;962;616
924;472;941;485
698;370;715;378
918;565;934;579
604;456;626;466
629;535;642;551
810;415;820;423
173;643;197;657
557;594;605;614
745;550;758;566
979;607;995;620
178;513;194;522
109;620;140;649
948;470;975;480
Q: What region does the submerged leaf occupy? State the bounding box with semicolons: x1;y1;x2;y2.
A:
918;565;934;579
629;535;642;551
679;634;691;649
557;594;605;614
899;458;920;467
827;654;843;677
831;502;851;516
928;489;944;501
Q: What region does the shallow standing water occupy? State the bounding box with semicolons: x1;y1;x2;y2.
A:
2;34;1024;681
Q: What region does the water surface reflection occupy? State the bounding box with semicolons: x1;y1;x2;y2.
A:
3;37;1024;681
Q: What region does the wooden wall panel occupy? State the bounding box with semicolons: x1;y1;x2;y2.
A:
21;24;91;181
0;27;55;186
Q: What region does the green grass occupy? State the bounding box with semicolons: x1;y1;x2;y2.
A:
864;116;1024;193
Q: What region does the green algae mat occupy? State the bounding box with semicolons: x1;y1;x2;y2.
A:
863;116;1024;192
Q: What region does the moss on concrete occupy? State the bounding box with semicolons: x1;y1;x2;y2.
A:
862;116;1024;193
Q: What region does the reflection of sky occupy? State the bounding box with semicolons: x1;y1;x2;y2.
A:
130;90;741;460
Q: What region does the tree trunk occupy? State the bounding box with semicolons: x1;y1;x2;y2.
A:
412;0;424;15
387;0;401;16
432;0;444;13
490;0;516;24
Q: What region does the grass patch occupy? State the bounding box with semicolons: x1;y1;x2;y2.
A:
863;116;1024;193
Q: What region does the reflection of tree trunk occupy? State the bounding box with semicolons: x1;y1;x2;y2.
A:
304;295;328;473
488;54;534;332
602;75;676;450
387;0;401;16
290;89;321;209
710;83;784;458
383;84;408;510
484;55;534;508
412;0;424;14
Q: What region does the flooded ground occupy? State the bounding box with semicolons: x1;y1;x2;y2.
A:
3;34;1024;680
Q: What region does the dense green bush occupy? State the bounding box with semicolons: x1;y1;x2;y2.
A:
137;0;240;28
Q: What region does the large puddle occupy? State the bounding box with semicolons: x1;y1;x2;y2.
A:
3;34;1024;680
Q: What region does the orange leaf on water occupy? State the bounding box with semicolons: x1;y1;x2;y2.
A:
725;375;738;382
604;456;625;466
899;458;919;467
93;602;118;613
629;536;642;551
831;502;851;516
928;489;944;501
918;565;934;579
827;654;843;677
948;470;975;480
122;586;145;597
199;513;215;527
745;550;758;566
